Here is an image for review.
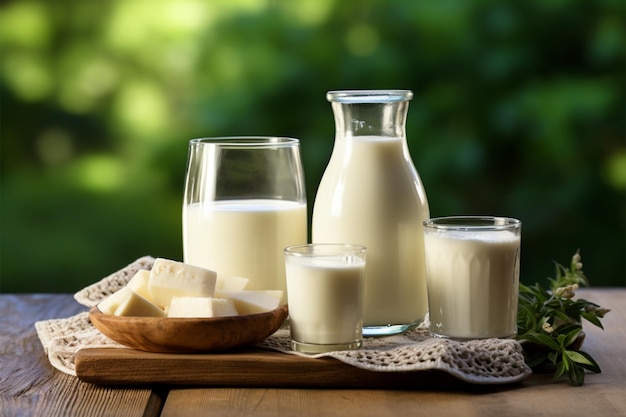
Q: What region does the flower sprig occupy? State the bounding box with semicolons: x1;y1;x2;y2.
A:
516;250;611;386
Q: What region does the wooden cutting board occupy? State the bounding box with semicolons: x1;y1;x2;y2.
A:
75;347;467;388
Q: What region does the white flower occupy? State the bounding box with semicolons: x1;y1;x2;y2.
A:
584;305;612;317
542;322;554;334
554;283;579;299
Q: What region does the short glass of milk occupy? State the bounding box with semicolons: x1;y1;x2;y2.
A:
423;216;521;340
284;243;366;353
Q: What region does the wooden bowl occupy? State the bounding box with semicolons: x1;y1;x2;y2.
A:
89;305;288;353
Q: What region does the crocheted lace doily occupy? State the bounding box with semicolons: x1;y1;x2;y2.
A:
35;256;532;384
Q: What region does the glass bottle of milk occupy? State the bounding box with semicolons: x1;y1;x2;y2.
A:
312;90;430;336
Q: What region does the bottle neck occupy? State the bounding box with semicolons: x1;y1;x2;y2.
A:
331;100;409;139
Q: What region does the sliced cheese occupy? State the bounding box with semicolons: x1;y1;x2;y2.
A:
98;287;132;315
216;275;250;292
148;258;217;308
167;296;238;318
215;290;284;315
127;269;154;302
114;290;166;317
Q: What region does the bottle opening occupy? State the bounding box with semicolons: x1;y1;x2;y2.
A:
327;90;413;103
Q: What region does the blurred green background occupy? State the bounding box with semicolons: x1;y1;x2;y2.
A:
1;0;624;293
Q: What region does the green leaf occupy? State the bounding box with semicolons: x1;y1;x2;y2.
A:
577;298;599;308
573;351;602;373
568;364;585;386
552;311;572;322
546;298;564;309
519;283;533;295
564;327;582;347
566;350;593;366
557;323;581;335
554;358;567;378
519;332;561;351
581;311;604;329
524;351;551;368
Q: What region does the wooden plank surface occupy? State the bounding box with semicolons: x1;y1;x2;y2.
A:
0;294;159;417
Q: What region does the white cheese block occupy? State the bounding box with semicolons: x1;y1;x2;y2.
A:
148;258;217;308
167;296;238;318
114;290;166;317
215;290;284;315
127;270;154;302
98;287;132;315
216;275;250;292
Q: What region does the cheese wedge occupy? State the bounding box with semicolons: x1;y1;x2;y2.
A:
216;275;250;292
167;296;238;318
127;270;154;302
148;258;217;308
215;290;284;315
114;290;166;317
98;287;132;315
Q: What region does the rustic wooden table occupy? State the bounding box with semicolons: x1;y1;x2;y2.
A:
1;289;624;417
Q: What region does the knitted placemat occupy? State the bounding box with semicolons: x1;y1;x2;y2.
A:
35;257;532;384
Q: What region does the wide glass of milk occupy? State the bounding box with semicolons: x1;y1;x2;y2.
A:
183;137;307;292
285;244;366;353
423;216;521;339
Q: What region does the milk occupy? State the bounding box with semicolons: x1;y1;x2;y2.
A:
424;229;520;339
286;255;364;348
312;136;429;328
183;199;307;292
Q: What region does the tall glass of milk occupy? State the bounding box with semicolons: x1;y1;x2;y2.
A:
285;243;366;353
183;137;307;292
312;90;430;336
423;216;521;339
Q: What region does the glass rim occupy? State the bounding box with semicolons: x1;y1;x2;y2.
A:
284;243;367;256
189;137;300;148
326;90;413;103
423;216;521;231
